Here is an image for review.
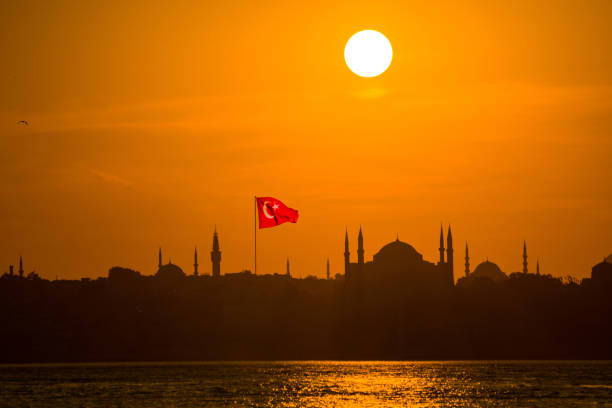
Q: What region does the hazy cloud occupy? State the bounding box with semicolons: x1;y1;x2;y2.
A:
90;169;134;187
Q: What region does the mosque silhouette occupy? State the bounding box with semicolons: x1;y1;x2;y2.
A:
344;226;454;291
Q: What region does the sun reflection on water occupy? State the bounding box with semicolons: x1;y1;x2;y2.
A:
1;361;611;407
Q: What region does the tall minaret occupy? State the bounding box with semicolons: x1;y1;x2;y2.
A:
536;259;540;276
447;225;454;280
465;242;470;277
286;258;290;277
19;256;24;277
438;225;445;265
211;228;221;277
522;241;528;273
326;258;330;280
158;248;162;268
344;229;350;276
193;247;199;276
357;226;364;265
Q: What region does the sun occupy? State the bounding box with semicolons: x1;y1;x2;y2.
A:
344;30;393;78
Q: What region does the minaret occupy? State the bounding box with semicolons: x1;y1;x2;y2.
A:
465;242;470;277
211;228;221;277
286;258;290;277
19;256;24;277
536;259;540;276
344;228;350;275
193;247;199;276
158;248;162;268
357;226;364;265
9;265;13;276
326;258;330;280
438;225;445;264
446;226;454;280
522;241;528;273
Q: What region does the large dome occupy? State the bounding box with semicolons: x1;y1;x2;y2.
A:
373;238;423;264
155;262;185;279
471;260;507;283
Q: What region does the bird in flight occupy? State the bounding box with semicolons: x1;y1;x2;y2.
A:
17;120;29;126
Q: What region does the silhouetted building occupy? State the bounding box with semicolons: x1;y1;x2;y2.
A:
591;258;612;285
19;257;23;277
156;262;185;279
357;226;364;265
286;258;290;277
447;226;454;279
523;241;528;273
9;265;13;276
155;248;186;279
345;226;454;290
439;225;445;265
465;242;470;277
344;229;350;277
194;247;199;276
467;259;507;283
211;228;221;277
108;266;141;283
326;258;330;280
536;260;540;276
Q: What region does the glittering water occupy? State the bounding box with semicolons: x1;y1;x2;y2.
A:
0;361;611;407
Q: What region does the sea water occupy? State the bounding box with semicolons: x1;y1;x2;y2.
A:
0;361;611;407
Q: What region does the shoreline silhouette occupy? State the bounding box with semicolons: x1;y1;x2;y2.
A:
1;227;610;363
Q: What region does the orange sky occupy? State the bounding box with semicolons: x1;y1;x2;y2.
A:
1;0;611;280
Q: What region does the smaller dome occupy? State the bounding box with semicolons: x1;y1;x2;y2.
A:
156;262;185;279
471;260;507;283
593;257;612;271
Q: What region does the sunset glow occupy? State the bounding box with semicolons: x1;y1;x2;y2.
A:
0;1;610;282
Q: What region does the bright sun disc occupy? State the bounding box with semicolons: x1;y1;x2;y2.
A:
344;30;392;77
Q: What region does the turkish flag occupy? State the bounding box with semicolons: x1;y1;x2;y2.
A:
256;197;299;229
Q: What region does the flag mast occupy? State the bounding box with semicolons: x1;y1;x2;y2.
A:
254;196;257;275
253;195;298;275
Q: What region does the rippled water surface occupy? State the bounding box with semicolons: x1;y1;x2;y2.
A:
1;361;611;407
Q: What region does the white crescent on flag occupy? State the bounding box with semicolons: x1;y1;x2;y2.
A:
262;201;274;219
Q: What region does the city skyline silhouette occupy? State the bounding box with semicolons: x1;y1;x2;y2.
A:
1;221;611;362
3;220;609;282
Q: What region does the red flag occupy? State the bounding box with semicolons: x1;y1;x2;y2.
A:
256;197;299;229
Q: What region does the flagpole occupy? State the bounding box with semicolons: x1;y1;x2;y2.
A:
254;196;257;275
